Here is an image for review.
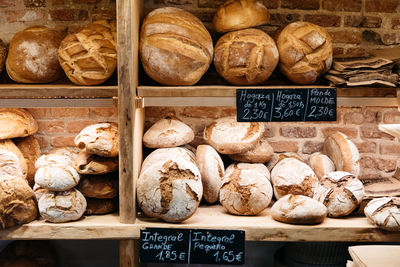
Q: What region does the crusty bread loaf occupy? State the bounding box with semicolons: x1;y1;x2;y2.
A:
271;194;327;224
214;28;279;85
140;7;213;85
0;139;28;180
35;164;80;191
48;147;79;161
33;184;48;201
13;136;41;187
213;0;269;33
86;197;118;215
364;197;400;231
266;152;304;171
58;20;117;85
73;150;118;175
276;21;333;84
308;152;335;180
228;138;274;163
143;117;195;148
0;149;24;179
6;26;64;83
78;172;118;199
0;108;38;140
313;171;364;217
35;154;73;169
204;116;265;154
225;162;270;181
0;39;6;74
0;175;37;229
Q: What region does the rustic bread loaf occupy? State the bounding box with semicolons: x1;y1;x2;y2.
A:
196;144;224;204
137;157;202;222
271;157;318;199
313;171;364;217
213;0;269;33
143;117;195;148
204;116;264;154
0;149;24;179
0;175;37;229
276;21;333;84
48;147;79;161
225;162;270;181
271;194;327;224
323;132;360;177
0;39;6;74
0;139;27;179
33;184;48;201
228;138;274;163
214;28;279;85
38;188;87;223
74;122;119;157
78;172;118;199
58;20;117;85
266;152;304;171
364;197;400;231
0;108;38;140
73;150;118;175
140;7;213;85
13;136;41;187
86;197;118;215
220;166;273;215
34;164;80;191
308;152;335;179
35;154;73;169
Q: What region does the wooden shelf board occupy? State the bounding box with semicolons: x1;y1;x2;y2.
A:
135;205;400;242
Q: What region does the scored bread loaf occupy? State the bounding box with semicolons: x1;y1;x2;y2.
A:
13;136;41;187
228;138;274;163
276;21;333;84
73;150;118;175
140;7;213;85
0;149;24;179
48;147;79;161
364;197;400;231
214;28;279;85
0;108;38;140
308;152;335;179
35;154;73;169
0;39;6;74
225;162;271;181
0;139;28;180
78;172;118;199
35;164;80;191
58;20;117;85
266;152;304;171
213;0;270;33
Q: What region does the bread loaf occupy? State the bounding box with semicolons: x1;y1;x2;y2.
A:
143;117;195;148
86;197;118;215
228;138;274;163
0;109;38;139
308;152;335;179
73;150;118;175
214;28;279;85
364;197;400;231
276;22;333;84
33;184;48;201
313;171;364;217
204;116;264;154
6;26;64;83
140;7;213;85
58;20;117;85
0;39;6;74
0;139;28;180
13;136;41;187
35;164;80;191
48;147;79;161
266;152;304;171
213;0;270;33
271;194;327;224
0;149;24;179
225;162;270;181
78;172;118;199
35;154;73;169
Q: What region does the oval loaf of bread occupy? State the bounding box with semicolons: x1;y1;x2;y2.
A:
229;138;274;163
35;164;80;191
364;197;400;232
0;109;38;140
308;152;335;180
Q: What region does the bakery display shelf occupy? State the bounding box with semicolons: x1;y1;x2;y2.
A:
135;205;400;242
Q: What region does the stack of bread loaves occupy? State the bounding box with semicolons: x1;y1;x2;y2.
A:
74;123;119;215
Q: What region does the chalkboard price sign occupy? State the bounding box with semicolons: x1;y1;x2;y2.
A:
236;88;337;122
139;228;245;265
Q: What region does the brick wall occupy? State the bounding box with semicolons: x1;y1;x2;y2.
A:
145;106;400;181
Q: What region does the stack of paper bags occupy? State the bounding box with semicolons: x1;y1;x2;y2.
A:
347;245;400;267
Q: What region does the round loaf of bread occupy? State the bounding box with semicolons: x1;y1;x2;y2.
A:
49;147;79;161
38;188;87;223
276;21;333;84
266;152;304;171
58;20;117;85
308;152;335;179
225;162;270;181
13;136;41;187
6;26;64;83
196;145;224;204
228;138;274;163
213;0;269;33
35;154;73;169
323;132;360;177
0;39;6;74
33;184;48;201
143;118;194;148
0;175;37;229
271;157;318;200
86;197;118;215
0;149;24;179
214;28;279;85
364;197;400;231
74;122;119;157
204;116;265;154
271;194;327;224
78;172;118;199
0;109;38;140
0;139;28;179
313;171;364;217
220;166;272;215
34;164;80;191
140;7;213;85
137;158;202;222
73;150;118;175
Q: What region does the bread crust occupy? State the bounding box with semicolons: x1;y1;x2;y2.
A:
308;152;335;180
364;197;400;231
35;164;80;191
73;150;118;175
78;172;118;199
229;138;274;163
13;136;41;186
0;108;38;139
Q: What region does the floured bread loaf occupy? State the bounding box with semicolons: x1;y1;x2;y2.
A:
86;197;118;215
0;109;38;139
308;152;335;179
229;138;274;163
137;158;202;222
74;122;119;157
271;194;327;224
39;188;86;223
49;147;79;161
143;117;194;148
78;173;118;199
0;149;24;179
140;7;213;85
35;154;73;169
313;171;364;217
0;139;28;180
225;162;270;181
276;21;332;84
266;152;304;171
196;145;224;204
220;165;272;215
58;20;117;85
0;39;6;74
214;28;279;85
324;132;360;177
271;157;318;199
0;175;37;228
13;136;41;186
35;164;80;191
73;150;118;175
204;116;264;154
33;184;48;201
364;197;400;231
6;26;64;83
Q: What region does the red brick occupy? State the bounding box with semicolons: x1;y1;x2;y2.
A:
382;33;399;45
145;107;178;118
321;127;358;139
0;0;16;7
333;47;345;56
360;156;377;169
92;8;116;20
302;141;324;154
365;0;400;13
51;136;76;147
323;0;361;11
380;142;400;155
267;13;301;27
355;141;377;153
303;14;341;27
181;107;222;119
190;10;215;22
24;0;46;7
263;125;275;138
154;0;193;4
362;30;382;44
343;111;364;125
362;108;382;123
49;9;88;21
66;120;96;133
198;0;278;9
345;16;382;28
280;126;316;138
219;107;236;117
345;47;370;58
269;140;298;153
34;135;49;151
72;0;99;3
281;0;319;10
37;121;65;134
359;168;380;180
5;10;45;22
263;0;279;9
52;0;64;4
383;111;400;123
25;108;48;119
90;107;117;118
392;18;400;29
360;126;394;140
50;108;89;118
330;30;362;44
376;158;396;172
